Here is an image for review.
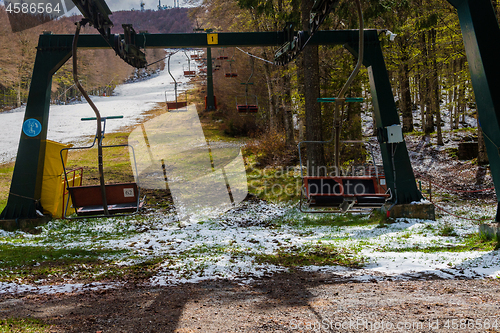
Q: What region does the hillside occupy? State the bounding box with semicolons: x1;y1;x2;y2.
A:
109;8;193;34
0;7;194;111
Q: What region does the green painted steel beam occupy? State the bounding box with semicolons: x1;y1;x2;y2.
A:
37;30;371;50
446;0;500;220
345;31;422;204
0;38;71;219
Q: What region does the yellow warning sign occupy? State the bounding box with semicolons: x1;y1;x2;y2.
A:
207;33;218;45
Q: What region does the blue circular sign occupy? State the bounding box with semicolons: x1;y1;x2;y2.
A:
23;118;42;137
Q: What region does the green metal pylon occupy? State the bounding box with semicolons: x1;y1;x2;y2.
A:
447;0;500;221
345;31;422;204
1;35;71;219
206;47;216;110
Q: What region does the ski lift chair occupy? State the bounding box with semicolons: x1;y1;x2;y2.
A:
300;136;391;213
301;169;390;212
183;51;196;77
236;57;258;113
166;54;188;111
61;116;144;218
236;93;258;113
225;50;238;77
298;0;390;213
64;20;144;219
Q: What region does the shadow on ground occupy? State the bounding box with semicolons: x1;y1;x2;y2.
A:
1;270;500;332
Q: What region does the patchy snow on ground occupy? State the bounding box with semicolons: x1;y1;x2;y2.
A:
0;282;121;295
0;199;499;295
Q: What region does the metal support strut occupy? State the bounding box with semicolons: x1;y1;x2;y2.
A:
72;20;109;216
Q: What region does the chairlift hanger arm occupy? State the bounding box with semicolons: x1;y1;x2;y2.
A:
70;0;147;68
309;0;342;36
71;21;109;215
274;0;342;65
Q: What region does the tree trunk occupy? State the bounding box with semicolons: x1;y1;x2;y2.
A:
282;68;295;146
450;60;457;130
478;123;489;165
422;32;434;134
16;78;21;108
458;81;466;127
430;29;443;145
297;52;305;142
398;32;413;133
343;57;363;164
261;49;276;130
302;0;325;175
416;67;425;132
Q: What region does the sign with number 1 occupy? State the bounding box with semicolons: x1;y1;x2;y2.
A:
207;33;218;45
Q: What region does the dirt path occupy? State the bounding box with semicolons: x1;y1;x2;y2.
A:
1;271;500;332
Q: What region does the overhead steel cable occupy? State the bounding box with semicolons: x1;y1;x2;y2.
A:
236;47;274;64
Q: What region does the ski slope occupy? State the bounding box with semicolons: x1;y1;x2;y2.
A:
0;51;193;164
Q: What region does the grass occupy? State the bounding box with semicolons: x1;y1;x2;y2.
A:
64;133;135;185
451;127;477;134
479;230;500;250
254;244;365;268
201;119;246;143
0;162;14;213
407;129;425;136
0;244;134;283
437;223;458;237
0;217;143;245
0;318;51;333
0;241;166;283
379;232;498;253
273;211;382;228
244;153;301;202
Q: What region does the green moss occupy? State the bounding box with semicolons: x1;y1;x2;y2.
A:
0;318;51;333
0;244;144;283
380;233;498;253
437;224;458;237
273;211;381;228
445;147;458;159
254;244;365;268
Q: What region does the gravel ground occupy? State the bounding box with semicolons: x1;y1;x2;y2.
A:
1;271;500;332
2;114;499;332
1;133;500;332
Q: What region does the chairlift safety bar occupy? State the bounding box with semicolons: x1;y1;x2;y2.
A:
317;97;363;103
81;115;124;121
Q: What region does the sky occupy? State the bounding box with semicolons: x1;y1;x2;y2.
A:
106;0;178;11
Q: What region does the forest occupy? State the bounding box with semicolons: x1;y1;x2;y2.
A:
0;1;497;165
0;6;193;110
189;0;500;168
